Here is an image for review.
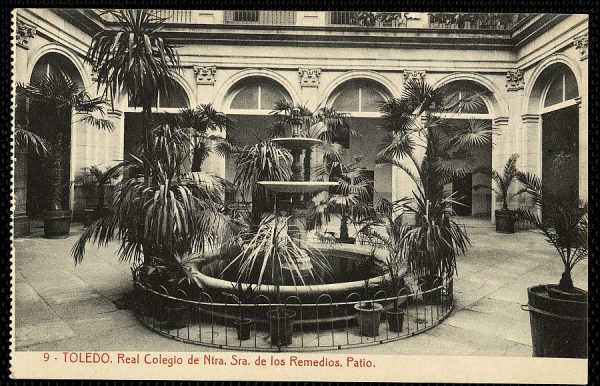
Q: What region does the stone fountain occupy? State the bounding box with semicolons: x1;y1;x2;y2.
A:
257;109;337;272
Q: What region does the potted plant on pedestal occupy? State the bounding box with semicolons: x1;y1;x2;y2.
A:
475;154;524;233
17;74;114;238
518;172;588;358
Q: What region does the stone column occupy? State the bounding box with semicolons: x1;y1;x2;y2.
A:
13;20;37;236
574;34;588;202
490;117;509;223
519;114;542;213
193;65;225;178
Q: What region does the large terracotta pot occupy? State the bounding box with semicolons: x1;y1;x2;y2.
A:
524;285;587;358
495;209;516;234
43;210;72;239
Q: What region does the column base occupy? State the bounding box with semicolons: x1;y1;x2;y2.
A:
14;214;30;237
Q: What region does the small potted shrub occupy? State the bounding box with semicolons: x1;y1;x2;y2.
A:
354;279;383;337
518;173;588;358
228;282;255;341
476;154;524;233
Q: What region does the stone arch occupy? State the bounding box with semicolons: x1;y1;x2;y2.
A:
27;43;91;91
320;70;399;107
525;53;582;114
433;72;507;117
215;68;299;111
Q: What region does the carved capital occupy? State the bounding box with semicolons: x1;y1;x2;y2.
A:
193;65;217;85
506;69;524;91
403;69;426;81
573;33;588;61
16;20;36;49
298;68;321;87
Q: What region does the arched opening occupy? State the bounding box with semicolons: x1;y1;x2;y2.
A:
26;53;84;218
437;80;493;217
537;63;580;209
123;80;191;156
327;79;392;204
223;76;293;184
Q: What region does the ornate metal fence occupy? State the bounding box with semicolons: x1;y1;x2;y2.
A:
131;269;454;351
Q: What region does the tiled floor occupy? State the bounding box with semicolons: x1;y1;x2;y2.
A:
13;218;587;356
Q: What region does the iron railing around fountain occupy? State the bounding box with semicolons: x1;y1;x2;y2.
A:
131;268;454;351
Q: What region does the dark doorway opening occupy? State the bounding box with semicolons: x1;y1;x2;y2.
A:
452;173;473;216
542;105;579;209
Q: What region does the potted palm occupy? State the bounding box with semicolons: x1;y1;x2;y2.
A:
221;214;331;347
73;122;237;299
518;172;588;358
358;198;411;332
17;74;114;238
475;154;523;233
376;79;491;300
79;164;122;228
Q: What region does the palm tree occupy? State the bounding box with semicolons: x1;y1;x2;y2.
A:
86;9;180;165
234;141;293;226
375;79;490;281
517;173;588;292
16;73;114;215
169;104;237;172
72;123;238;280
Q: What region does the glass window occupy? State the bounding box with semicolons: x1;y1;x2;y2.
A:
260;82;288;110
564;70;579;101
229;77;291;111
544;68;579;108
439;82;489;114
360;86;385;112
544;76;563;108
159;82;188;108
332;85;360;112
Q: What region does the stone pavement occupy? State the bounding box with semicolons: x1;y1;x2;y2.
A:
13;218;587;356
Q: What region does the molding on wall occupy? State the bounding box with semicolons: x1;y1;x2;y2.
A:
506;69;525;91
193;65;218;85
298;67;322;87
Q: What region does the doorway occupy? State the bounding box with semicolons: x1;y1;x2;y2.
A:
541;105;579;207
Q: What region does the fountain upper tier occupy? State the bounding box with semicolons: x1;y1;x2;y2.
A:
257;181;338;194
271;137;322;150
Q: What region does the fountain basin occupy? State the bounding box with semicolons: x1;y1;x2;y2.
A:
257;181;338;194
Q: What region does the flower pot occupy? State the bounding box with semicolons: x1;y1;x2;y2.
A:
337;237;356;245
386;309;405;332
524;285;587;358
354;302;382;337
83;207;95;228
158;303;188;330
267;309;295;346
234;319;252;341
43;210;72;238
495;209;515;234
418;276;443;305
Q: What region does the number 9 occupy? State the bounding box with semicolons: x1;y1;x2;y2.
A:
43;353;50;362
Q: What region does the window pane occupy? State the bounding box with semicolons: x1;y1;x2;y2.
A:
159;83;188;108
332;85;360;112
360;86;385;112
230;85;259;110
564;70;579;100
544;75;564;107
260;82;288;110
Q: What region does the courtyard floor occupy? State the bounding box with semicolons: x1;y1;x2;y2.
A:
13;218;587;356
